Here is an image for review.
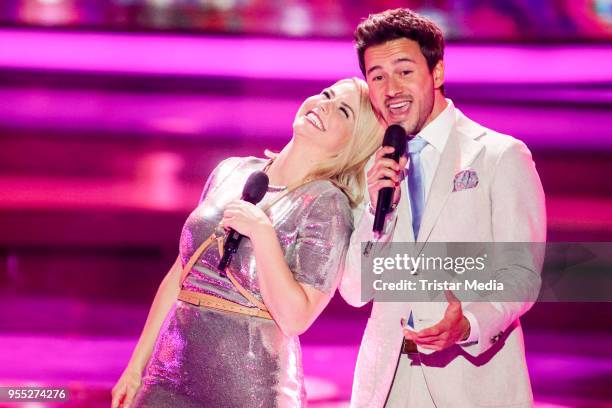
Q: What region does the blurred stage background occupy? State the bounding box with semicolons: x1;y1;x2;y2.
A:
0;0;611;407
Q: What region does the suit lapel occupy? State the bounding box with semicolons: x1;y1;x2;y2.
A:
416;110;485;250
416;129;458;248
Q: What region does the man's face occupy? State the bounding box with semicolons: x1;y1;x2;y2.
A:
364;38;443;134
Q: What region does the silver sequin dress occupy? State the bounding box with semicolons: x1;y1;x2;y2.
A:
132;157;353;408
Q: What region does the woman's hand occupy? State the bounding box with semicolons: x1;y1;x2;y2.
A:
111;368;142;408
222;200;273;238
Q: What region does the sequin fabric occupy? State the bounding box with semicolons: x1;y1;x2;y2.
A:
132;157;353;407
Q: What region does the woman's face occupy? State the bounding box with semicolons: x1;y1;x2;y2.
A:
293;81;360;156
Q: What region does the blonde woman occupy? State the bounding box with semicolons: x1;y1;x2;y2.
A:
111;78;381;408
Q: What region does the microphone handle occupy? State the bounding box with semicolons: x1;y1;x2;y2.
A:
218;230;244;273
373;186;394;234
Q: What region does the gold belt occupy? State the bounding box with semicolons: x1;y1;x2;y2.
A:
178;289;273;320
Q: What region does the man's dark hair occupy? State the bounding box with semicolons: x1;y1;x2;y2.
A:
355;8;445;89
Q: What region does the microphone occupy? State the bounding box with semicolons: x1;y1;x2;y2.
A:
218;170;269;273
373;124;408;235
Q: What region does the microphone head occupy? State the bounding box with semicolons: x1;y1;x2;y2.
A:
241;171;269;204
382;124;408;157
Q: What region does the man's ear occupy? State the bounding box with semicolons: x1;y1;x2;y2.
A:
433;60;445;90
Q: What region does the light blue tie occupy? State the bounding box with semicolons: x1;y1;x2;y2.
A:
407;311;415;329
407;136;428;240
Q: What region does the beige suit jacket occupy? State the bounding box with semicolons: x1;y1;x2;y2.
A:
339;108;546;407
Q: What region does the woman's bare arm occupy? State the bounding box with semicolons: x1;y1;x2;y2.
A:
111;256;183;408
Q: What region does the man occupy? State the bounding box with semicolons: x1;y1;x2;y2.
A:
339;8;546;408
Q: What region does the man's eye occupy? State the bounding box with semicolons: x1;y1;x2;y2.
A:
340;107;349;118
322;91;331;98
401;70;412;76
372;75;383;81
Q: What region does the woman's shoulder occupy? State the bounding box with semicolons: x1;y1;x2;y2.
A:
301;180;352;217
212;156;267;178
215;156;266;172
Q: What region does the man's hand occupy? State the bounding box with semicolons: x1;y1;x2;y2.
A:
367;146;408;210
403;290;470;351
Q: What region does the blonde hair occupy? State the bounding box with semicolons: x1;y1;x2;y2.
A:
304;77;382;208
266;78;382;208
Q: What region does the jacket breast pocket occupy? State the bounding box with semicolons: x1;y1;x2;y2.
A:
437;187;491;240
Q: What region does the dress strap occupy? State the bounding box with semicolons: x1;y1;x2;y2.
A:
178;230;271;312
179;234;218;286
226;269;268;311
